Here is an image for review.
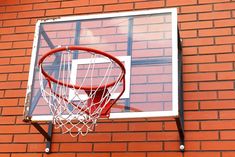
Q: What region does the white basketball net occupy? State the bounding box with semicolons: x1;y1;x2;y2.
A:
39;48;124;136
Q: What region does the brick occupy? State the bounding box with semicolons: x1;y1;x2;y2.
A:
215;36;235;44
0;135;13;142
148;152;182;157
220;111;235;120
10;57;31;64
113;132;146;141
199;81;233;90
6;4;32;12
78;154;110;157
1;34;28;42
184;91;217;100
185;111;218;120
94;143;126;152
0;125;29;133
202;141;235;150
128;142;162;151
0;74;7;81
0;144;26;152
52;134;78;142
199;63;233;72
4;89;26;98
46;8;73;16
0;49;26;57
218;91;235;99
105;3;133;12
147;132;178;141
186;131;218;140
184;152;220;157
95;122;128;132
183;64;198;73
13;41;32;48
59;143;92;152
183;55;215;64
0;58;10;65
15;26;35;33
11;154;42;157
43;154;76;157
214;2;235;10
0;27;15;35
0;13;17;20
201;120;235;130
199;28;232;37
199;0;230;4
13;134;44;142
0;65;23;73
218;72;235;80
201;100;235;110
79;133;111;142
199;11;230;20
181;21;213;30
215;19;235;28
135;1;164;9
0;82;21;89
0;42;12;50
129;122;162;131
217;53;235;62
90;0;117;5
199;45;232;54
74;6;103;14
0;99;18;106
223;152;235;157
183;38;214;46
184;82;198;91
178;14;197;22
61;0;89;7
182;47;197;55
181;5;212;13
3;19;30;27
8;73;28;81
184;73;216;82
20;0;46;4
180;30;197;38
166;0;197;6
165;141;200;151
2;107;24;115
112;153;145;157
0;116;15;124
184;101;199;110
33;2;60;9
18;10;45;18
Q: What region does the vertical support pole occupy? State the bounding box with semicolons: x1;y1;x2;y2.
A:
125;17;133;111
32;122;53;153
45;122;53;154
175;28;184;152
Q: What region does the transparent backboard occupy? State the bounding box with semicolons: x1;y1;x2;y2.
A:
24;8;179;121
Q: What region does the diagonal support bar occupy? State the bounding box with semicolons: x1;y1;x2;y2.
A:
32;122;53;153
175;28;185;152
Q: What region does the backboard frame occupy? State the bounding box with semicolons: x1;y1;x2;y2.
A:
24;8;179;122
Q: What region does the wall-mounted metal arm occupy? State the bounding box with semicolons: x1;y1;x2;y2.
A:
175;28;184;152
32;122;53;153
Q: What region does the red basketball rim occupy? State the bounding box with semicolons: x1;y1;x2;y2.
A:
38;46;126;91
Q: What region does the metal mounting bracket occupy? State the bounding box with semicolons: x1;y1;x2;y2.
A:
175;28;185;152
32;122;53;154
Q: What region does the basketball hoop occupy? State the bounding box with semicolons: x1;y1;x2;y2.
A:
38;46;126;136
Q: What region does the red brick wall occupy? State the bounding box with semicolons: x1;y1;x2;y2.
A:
0;0;235;156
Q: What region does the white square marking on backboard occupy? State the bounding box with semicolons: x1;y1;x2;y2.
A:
69;56;131;101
